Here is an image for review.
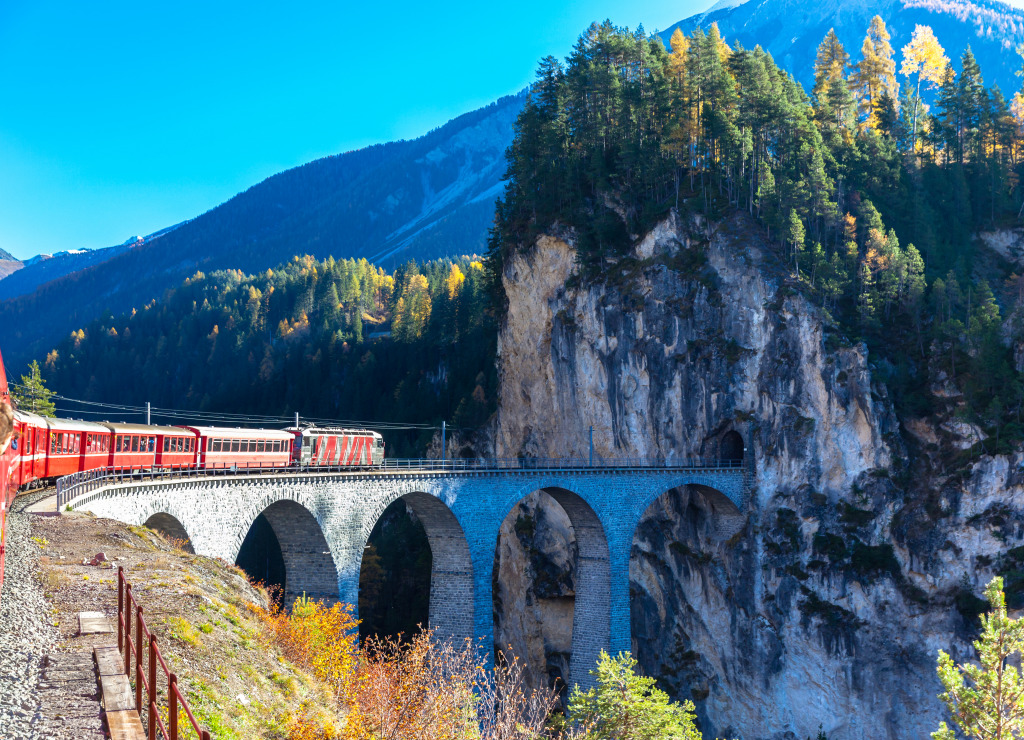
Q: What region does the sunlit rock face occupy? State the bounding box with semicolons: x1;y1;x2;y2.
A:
490;210;1024;739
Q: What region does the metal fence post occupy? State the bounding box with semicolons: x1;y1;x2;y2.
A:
117;567;123;653
135;605;144;713
169;674;178;740
148;634;157;740
123;583;133;677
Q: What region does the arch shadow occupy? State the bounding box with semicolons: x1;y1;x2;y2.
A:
143;512;195;554
359;491;474;646
238;499;339;608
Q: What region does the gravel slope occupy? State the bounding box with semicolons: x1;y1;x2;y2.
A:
0;490;62;738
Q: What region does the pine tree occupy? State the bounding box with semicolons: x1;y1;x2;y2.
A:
12;360;56;416
851;16;899;130
934;577;1024;740
569;651;703;740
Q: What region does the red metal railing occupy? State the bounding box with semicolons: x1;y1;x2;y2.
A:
117;566;211;740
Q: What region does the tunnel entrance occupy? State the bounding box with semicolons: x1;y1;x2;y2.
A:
721;430;744;463
143;513;195;554
236;513;287;604
358;499;431;642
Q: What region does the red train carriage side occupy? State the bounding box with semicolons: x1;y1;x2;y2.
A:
104;423;161;471
11;412;49;488
156;428;199;469
187;427;293;470
45;419;110;479
288;427;384;467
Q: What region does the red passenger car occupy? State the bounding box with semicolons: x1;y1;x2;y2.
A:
11;412;48;487
155;427;199;469
46;419;110;479
104;423;161;471
188;427;293;469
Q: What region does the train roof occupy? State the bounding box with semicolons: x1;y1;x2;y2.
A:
101;422;192;435
14;410;50;426
15;412;109;433
285;426;382;436
184;426;294;440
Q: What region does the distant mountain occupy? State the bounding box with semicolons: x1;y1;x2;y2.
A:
0;224;184;303
0;93;524;367
660;0;1024;98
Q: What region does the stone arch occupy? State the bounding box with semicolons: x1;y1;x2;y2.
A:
235;492;339;608
359;489;474;646
143;512;195;553
493;484;610;693
630;474;744;532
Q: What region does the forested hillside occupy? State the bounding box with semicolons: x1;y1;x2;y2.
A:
41;256;495;456
490;17;1024;448
0;93;523;369
660;0;1024;98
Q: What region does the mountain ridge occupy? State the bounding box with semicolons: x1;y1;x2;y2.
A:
659;0;1024;98
0;92;525;368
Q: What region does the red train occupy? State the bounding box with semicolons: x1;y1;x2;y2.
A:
3;409;389;491
7;416;385;492
0;345;386;606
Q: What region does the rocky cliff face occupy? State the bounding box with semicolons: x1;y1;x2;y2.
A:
490;210;1024;739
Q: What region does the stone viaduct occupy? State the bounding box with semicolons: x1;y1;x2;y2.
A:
62;464;746;690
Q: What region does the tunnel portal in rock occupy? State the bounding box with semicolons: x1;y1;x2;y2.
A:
143;513;195;553
721;430;744;464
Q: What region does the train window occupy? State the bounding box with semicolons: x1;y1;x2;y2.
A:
228;440;237;453
257;441;265;453
74;436;80;454
211;440;220;452
163;438;169;452
115;436;122;453
130;436;138;453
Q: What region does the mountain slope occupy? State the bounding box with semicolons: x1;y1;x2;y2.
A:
660;0;1024;98
0;93;524;367
0;224;186;303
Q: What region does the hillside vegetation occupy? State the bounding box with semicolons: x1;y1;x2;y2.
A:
41;256;495;456
489;16;1024;448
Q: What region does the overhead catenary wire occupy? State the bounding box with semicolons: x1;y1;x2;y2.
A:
12;386;439;431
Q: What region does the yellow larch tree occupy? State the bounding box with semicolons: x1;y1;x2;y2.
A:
901;24;949;151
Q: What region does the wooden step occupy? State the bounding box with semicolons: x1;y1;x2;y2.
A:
106;708;145;740
78;611;113;635
98;673;135;712
94;645;125;677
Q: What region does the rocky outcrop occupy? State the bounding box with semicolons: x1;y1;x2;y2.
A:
491;210;1024;739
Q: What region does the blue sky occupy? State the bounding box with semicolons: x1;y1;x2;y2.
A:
0;0;721;261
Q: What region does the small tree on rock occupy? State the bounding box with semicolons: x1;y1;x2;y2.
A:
569;650;703;740
934;576;1024;739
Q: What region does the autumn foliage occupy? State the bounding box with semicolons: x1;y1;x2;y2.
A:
260;597;562;740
